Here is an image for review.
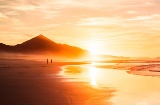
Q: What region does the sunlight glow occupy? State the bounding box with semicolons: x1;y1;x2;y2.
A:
91;62;96;66
87;41;102;60
89;65;98;87
88;45;99;55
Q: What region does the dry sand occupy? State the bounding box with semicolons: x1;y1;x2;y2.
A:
0;59;113;105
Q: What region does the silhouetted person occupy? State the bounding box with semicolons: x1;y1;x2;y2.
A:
51;59;52;63
47;59;48;64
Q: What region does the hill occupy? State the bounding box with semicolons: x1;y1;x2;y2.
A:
0;35;89;58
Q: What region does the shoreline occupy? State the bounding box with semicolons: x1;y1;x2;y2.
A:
0;59;113;105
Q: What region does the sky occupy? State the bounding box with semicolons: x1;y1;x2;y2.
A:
0;0;160;57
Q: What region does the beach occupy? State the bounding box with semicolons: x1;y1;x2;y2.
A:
0;59;113;105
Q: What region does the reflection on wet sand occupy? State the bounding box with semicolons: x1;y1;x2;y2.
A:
61;64;115;105
61;63;160;105
0;59;115;105
89;66;97;87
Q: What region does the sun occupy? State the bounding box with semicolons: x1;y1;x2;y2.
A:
88;47;98;55
87;44;101;61
87;42;100;55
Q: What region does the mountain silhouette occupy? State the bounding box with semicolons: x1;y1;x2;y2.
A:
0;43;13;52
0;35;88;58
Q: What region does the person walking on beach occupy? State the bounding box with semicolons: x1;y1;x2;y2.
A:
51;59;52;63
47;59;48;64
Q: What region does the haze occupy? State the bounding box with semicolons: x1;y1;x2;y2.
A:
0;0;160;57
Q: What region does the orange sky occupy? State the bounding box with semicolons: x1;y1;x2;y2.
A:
0;0;160;57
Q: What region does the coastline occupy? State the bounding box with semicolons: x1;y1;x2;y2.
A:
0;59;113;105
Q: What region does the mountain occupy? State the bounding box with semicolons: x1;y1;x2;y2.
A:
0;43;13;52
0;35;89;58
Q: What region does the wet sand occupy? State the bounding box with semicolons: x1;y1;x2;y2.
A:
0;59;113;105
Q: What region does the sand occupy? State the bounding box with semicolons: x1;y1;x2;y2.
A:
0;59;113;105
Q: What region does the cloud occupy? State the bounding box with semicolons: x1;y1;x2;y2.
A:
128;14;160;20
0;5;38;11
5;11;20;16
40;9;61;19
0;12;7;18
126;11;137;14
76;17;123;26
0;0;39;11
13;5;38;11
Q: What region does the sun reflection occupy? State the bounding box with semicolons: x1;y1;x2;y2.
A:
89;65;98;87
91;62;96;66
